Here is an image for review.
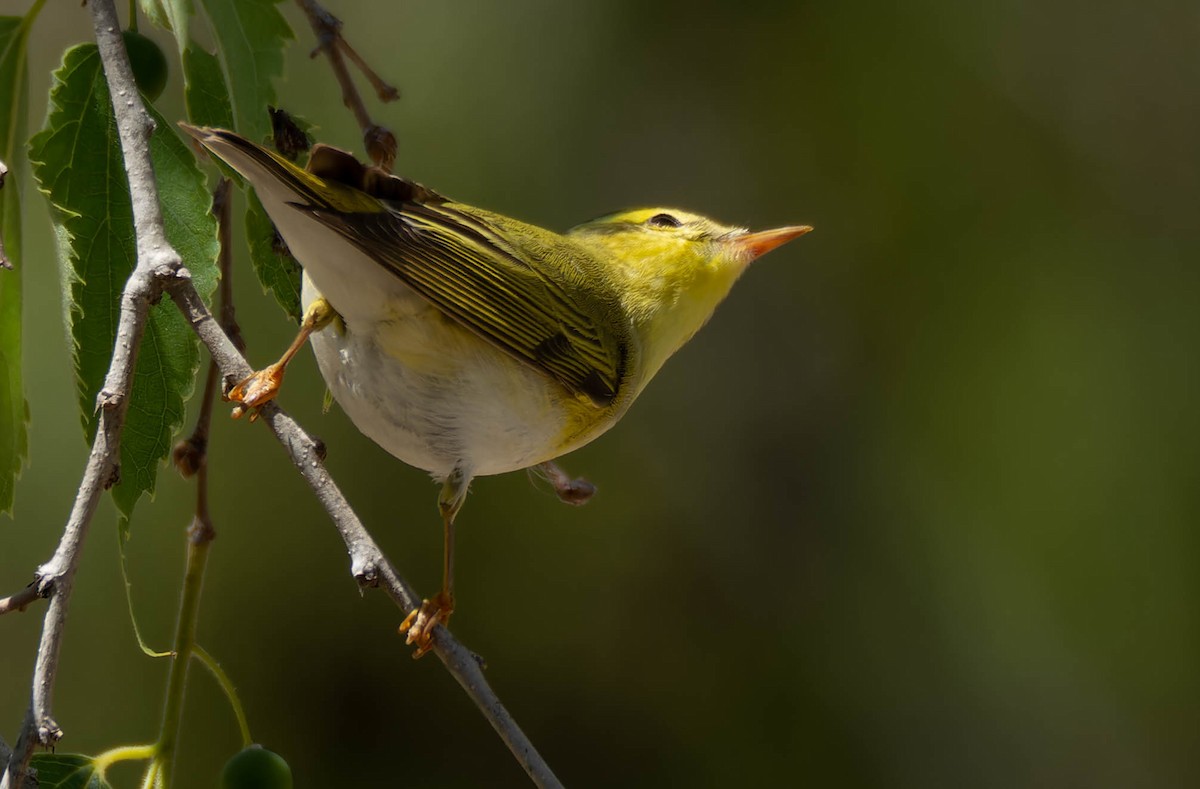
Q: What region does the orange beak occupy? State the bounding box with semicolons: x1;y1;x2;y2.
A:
732;225;812;260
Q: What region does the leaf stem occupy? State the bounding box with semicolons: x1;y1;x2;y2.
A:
192;646;253;748
92;743;157;775
23;0;47;33
138;759;162;789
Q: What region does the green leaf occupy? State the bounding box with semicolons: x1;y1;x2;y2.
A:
29;754;112;789
0;7;38;516
182;43;233;130
29;44;219;521
198;0;292;143
246;192;302;322
138;0;192;54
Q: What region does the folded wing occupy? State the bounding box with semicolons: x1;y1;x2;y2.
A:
295;201;628;407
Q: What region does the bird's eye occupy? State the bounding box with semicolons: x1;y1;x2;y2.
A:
647;213;681;229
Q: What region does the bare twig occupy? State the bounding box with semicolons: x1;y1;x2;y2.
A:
0;733;27;786
293;0;398;170
337;37;400;103
0;740;26;789
155;181;234;785
1;2;182;786
0;584;39;616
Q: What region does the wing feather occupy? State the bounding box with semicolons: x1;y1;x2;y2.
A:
295;202;628;406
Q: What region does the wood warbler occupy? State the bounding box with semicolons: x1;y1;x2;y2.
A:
182;124;810;656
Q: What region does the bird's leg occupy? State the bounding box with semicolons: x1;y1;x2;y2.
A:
228;297;338;419
534;460;596;506
401;468;469;658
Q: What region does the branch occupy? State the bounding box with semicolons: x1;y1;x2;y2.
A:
0;738;28;789
293;0;397;170
0;583;39;616
0;740;28;789
336;36;399;103
2;1;181;786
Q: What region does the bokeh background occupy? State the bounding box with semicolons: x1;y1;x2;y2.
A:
3;1;1198;786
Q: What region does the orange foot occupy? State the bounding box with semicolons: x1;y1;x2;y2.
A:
399;591;454;659
227;363;285;421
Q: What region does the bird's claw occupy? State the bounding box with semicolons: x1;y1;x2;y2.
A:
399;592;454;659
227;364;285;420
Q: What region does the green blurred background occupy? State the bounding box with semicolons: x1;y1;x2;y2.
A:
3;1;1198;786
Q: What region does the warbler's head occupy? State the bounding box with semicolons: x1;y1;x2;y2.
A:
569;207;810;384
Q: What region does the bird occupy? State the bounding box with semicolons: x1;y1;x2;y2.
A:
181;124;810;657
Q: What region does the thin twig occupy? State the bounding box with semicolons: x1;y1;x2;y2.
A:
172;180;236;483
0;584;39;616
154;180;234;786
337;38;400;103
1;2;182;786
293;0;397;170
0;736;29;789
0;741;19;789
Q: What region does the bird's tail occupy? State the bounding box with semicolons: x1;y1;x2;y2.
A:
178;123;383;214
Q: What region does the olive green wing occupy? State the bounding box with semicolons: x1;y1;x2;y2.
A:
294;201;628;406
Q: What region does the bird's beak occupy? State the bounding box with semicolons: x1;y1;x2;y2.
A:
732;225;812;260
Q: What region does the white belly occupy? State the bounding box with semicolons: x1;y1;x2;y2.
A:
302;275;577;480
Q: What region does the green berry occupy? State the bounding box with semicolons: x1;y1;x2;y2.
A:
220;745;294;789
121;30;169;101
